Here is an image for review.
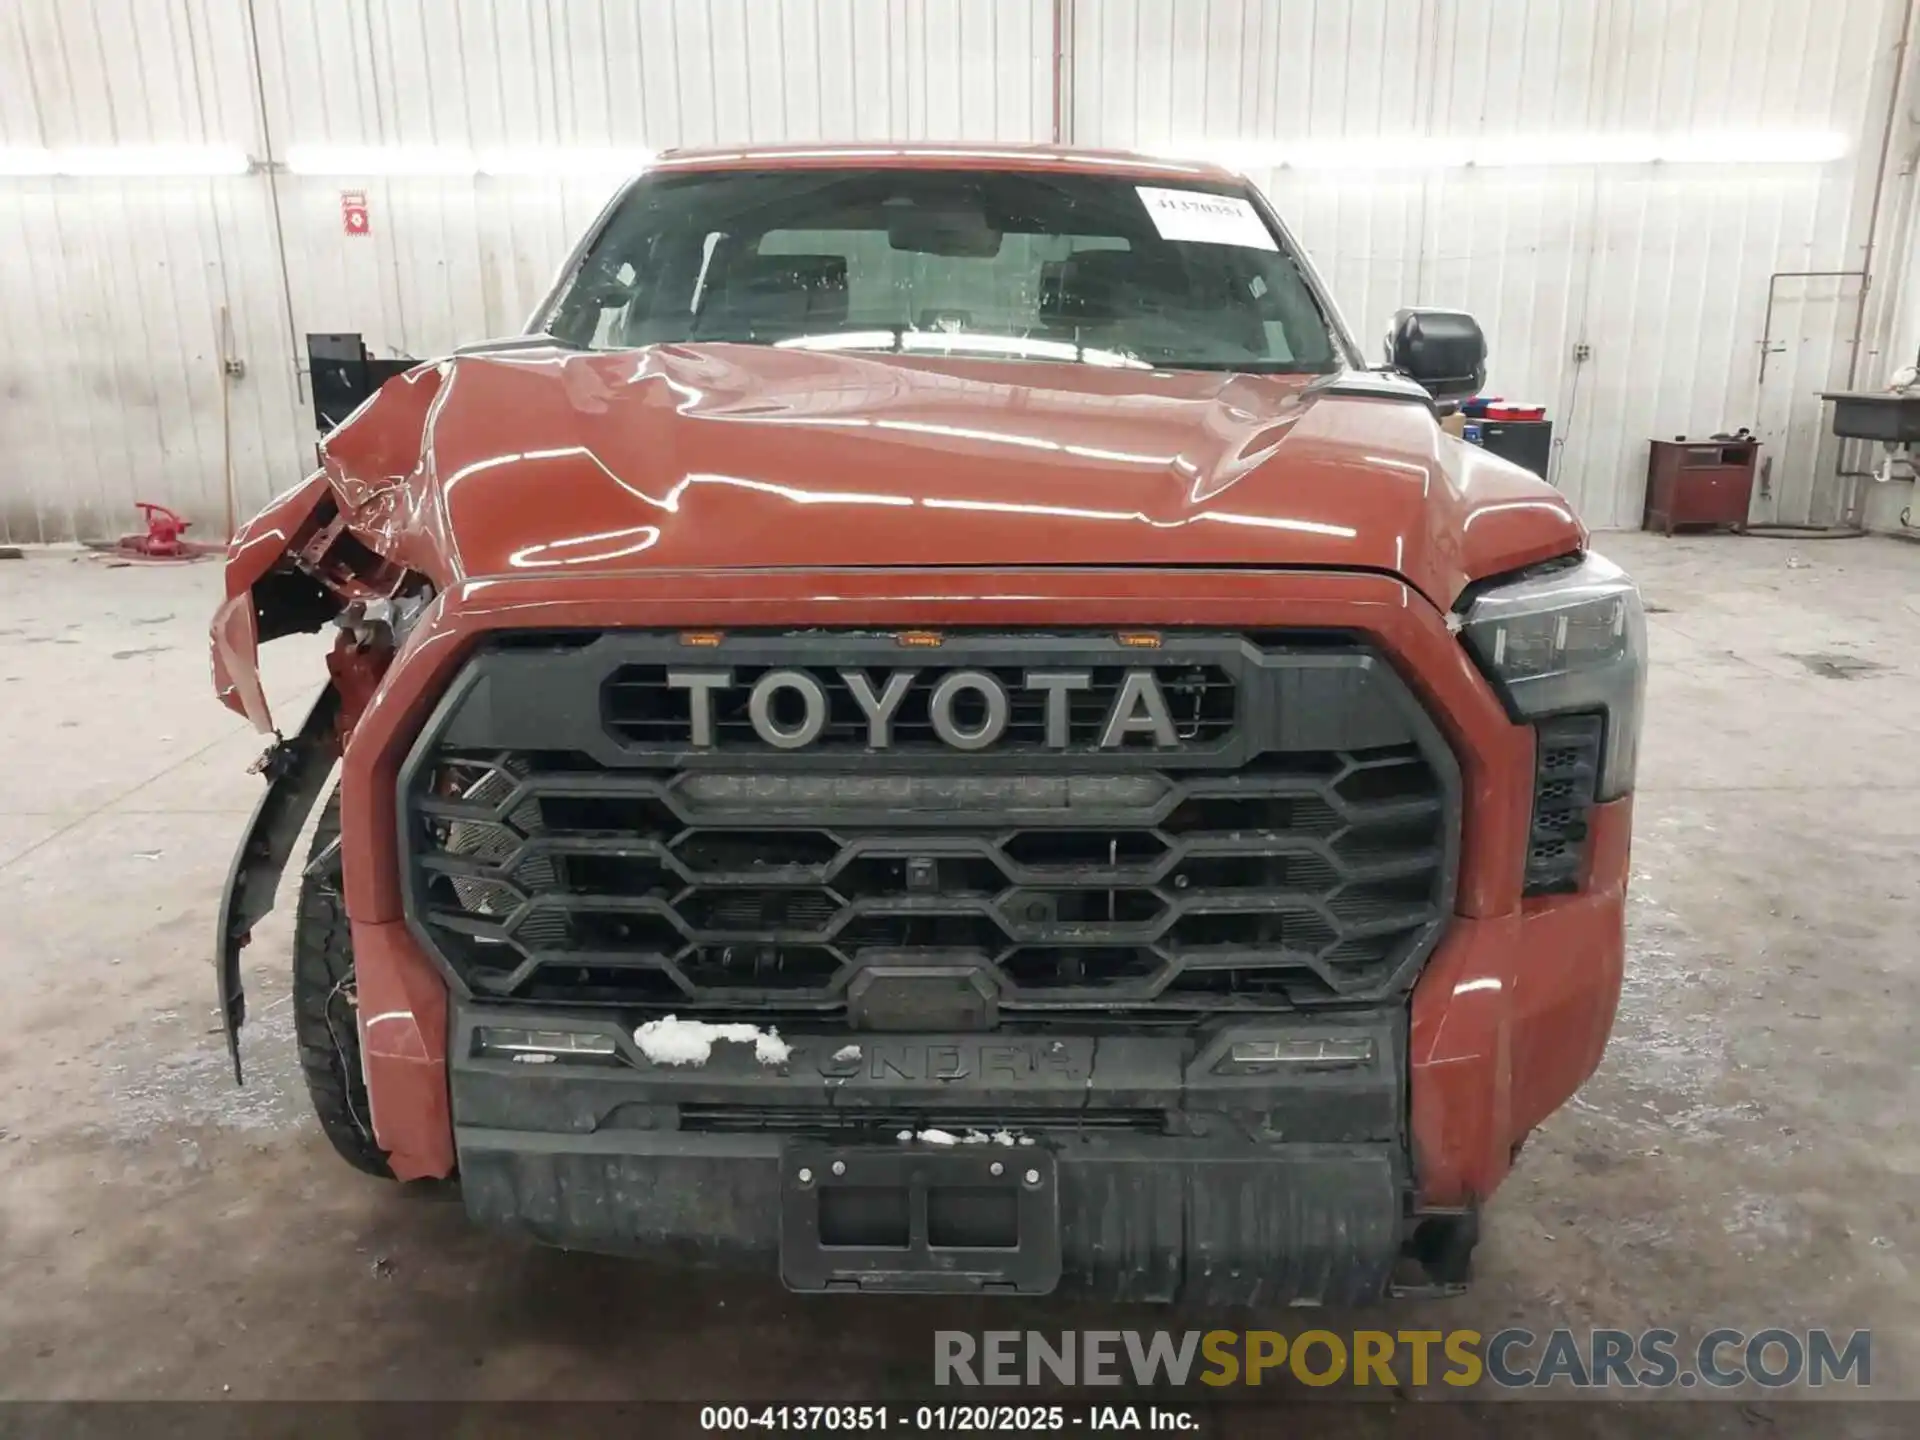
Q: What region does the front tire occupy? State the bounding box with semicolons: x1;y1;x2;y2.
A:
291;787;393;1178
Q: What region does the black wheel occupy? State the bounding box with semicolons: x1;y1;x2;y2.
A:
292;785;393;1178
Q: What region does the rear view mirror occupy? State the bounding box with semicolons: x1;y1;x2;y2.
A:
1387;308;1487;403
887;208;1003;259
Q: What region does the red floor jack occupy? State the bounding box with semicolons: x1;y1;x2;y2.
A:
86;503;226;563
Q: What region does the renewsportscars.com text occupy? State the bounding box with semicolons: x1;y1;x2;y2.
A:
934;1328;1871;1390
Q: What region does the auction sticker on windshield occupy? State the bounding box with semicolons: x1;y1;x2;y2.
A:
1136;186;1278;250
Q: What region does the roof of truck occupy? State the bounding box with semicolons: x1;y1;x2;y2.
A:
647;140;1243;184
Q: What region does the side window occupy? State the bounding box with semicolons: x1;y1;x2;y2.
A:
1261;322;1296;363
1258;257;1336;367
688;231;727;314
589;261;639;348
1249;276;1296;363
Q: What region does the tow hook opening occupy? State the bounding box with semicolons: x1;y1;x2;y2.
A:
1391;1206;1480;1298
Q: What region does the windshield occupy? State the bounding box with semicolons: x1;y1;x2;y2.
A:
538;167;1344;374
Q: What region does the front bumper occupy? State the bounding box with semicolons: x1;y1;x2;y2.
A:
336;569;1631;1235
460;1131;1403;1303
452;1008;1409;1303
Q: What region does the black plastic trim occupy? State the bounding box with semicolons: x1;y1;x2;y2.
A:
1523;713;1603;895
215;685;343;1083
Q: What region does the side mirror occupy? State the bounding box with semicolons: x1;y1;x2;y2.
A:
1386;308;1487;403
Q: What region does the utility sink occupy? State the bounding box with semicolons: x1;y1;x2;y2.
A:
1820;391;1920;443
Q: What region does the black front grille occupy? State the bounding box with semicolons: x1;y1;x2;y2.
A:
402;631;1459;1015
1524;714;1603;894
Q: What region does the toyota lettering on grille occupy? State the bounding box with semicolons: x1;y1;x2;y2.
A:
666;667;1181;750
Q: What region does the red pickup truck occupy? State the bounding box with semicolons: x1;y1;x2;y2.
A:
212;143;1642;1304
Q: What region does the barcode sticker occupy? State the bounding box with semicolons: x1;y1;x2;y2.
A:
1135;186;1278;251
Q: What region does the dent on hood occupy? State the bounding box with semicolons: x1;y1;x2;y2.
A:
210;347;1587;731
386;344;1583;603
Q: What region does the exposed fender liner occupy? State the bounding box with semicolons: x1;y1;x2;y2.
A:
215;684;344;1084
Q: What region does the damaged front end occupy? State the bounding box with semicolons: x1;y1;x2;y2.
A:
211;369;444;1082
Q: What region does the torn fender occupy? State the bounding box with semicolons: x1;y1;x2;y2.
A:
215;684;343;1084
211;364;447;734
210;591;271;733
212;475;331;734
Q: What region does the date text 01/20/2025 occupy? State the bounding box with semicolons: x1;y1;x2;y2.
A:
700;1405;1199;1432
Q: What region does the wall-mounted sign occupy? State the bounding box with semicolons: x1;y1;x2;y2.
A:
340;190;370;236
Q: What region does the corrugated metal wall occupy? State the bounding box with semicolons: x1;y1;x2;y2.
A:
1072;0;1907;530
255;0;1052;354
0;0;1912;541
0;0;1053;541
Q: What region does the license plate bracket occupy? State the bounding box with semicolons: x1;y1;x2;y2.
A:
779;1144;1060;1294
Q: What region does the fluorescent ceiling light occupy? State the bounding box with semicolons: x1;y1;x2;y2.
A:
287;144;653;178
476;146;652;177
0;145;250;177
0;149;56;176
286;145;478;177
1190;130;1849;172
1647;131;1849;164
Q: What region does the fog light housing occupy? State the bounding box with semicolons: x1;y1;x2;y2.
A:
474;1026;619;1062
1220;1036;1377;1072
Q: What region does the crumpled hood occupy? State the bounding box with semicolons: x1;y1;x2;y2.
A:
301;342;1584;610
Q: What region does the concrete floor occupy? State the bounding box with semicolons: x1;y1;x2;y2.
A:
2;532;1917;1419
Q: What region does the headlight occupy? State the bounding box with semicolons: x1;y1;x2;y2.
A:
1456;552;1646;800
